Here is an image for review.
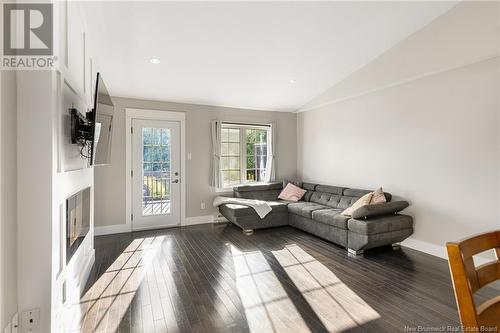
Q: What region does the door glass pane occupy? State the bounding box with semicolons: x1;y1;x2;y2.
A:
142;127;171;216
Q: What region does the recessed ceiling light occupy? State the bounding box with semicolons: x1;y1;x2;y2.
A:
149;57;161;65
290;79;296;84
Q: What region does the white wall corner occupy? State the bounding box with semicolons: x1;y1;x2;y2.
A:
402;238;448;260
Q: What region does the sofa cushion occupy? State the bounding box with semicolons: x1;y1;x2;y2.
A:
347;214;413;235
371;187;387;204
233;187;282;201
278;183;306;202
235;182;283;192
310;192;342;208
343;188;392;202
310;186;379;209
222;200;288;217
282;181;315;201
233;182;284;201
302;191;314;202
312;209;350;229
283;179;303;188
351;201;409;219
302;183;317;191
301;183;317;201
315;185;345;195
287;202;329;219
343;188;371;198
342;192;374;216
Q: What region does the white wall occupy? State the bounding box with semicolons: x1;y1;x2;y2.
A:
14;1;97;331
300;1;499;112
50;1;97;332
17;70;55;333
1;70;18;330
94;98;297;229
297;1;500;259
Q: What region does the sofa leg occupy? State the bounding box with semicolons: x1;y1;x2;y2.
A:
392;242;401;249
243;229;254;236
348;248;364;256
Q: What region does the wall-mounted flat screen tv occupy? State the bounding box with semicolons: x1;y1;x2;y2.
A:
90;72;114;165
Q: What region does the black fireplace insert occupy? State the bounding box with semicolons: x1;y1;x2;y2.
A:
66;187;91;264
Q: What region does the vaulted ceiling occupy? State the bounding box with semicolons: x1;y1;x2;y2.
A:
82;1;457;112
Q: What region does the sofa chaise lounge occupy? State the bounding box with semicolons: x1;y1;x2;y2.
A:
218;181;414;255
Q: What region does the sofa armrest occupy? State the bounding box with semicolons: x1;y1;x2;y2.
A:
233;182;283;201
234;182;283;192
348;214;414;235
351;201;409;219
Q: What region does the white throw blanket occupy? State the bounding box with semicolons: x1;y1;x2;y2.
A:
213;196;272;219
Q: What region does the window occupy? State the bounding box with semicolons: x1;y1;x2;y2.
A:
142;127;171;215
220;123;270;189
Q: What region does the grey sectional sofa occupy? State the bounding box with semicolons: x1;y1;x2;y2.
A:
218;181;414;255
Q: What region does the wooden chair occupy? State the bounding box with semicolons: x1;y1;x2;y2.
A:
446;230;500;330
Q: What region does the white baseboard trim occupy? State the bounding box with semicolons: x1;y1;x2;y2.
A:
403;238;500;291
402;238;448;260
402;237;496;266
183;215;214;226
94;224;131;236
95;215;222;234
214;216;229;223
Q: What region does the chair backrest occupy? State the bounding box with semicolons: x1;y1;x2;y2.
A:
446;230;500;328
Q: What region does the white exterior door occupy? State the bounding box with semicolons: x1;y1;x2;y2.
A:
132;119;181;230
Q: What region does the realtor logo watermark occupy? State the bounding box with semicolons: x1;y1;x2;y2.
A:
2;3;56;69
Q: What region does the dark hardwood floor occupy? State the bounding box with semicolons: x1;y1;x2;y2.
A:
80;223;498;333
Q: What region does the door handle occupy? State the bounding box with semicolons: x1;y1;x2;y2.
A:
172;179;179;183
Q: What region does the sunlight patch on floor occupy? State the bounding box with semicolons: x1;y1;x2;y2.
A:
230;245;312;333
73;236;165;333
272;244;380;332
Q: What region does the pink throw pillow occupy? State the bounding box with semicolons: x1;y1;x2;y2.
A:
278;183;306;202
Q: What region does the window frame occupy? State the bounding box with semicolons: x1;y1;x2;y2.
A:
218;122;271;192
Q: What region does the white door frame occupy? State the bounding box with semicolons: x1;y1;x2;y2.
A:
125;108;186;231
